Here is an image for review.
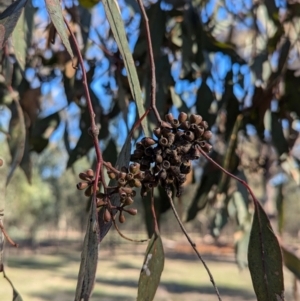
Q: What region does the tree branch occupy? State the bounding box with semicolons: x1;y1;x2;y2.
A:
64;18;105;223
136;0;161;123
166;190;222;301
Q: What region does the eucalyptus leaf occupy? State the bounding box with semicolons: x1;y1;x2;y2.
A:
248;201;284;301
137;233;164;301
45;0;74;59
102;0;149;136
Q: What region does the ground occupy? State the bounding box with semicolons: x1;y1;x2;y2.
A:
0;231;294;301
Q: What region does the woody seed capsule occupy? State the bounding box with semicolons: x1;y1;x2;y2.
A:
159;137;169;147
178;112;188;123
104;209;111;223
119;213;126;223
179;121;190;130
142;137;156;147
170;119;180;128
153;127;161;138
165;113;174;123
190;114;202;125
77;182;89;190
127;208;138;216
86;169;94;178
79;172;90;181
203;130;213;140
162;160;171;169
129;163;140;174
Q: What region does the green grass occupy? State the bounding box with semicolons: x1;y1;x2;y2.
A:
0;239;294;301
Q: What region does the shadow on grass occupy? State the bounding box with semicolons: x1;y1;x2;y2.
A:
96;277;254;300
31;290;131;301
7;253;79;270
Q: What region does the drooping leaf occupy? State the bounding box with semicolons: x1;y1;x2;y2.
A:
98;134;131;241
11;2;35;71
195;79;215;125
74;198;99;301
7;100;26;186
0;0;28;49
102;0;150;136
281;245;300;280
67;108;93;168
30;111;60;153
271;112;289;157
248;201;284;301
137;233;164;301
102;138;117;163
45;0;74;59
3;270;23;301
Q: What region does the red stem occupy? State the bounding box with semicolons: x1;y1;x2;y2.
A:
64;18;105;227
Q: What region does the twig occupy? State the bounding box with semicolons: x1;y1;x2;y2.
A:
64;18;105;223
198;146;266;279
136;0;161;123
0;223;18;247
112;219;149;243
166;190;222;301
150;188;159;234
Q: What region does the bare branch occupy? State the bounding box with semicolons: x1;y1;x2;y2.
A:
136;0;162;123
166;190;222;301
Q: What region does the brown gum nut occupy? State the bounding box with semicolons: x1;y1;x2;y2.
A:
127;208;138;215
203;130;213;140
162;160;171;169
142;137;156;147
79;172;90;181
77;182;89;190
179;121;190;130
119;213;126;223
183;131;195;141
153;127;161;138
104;209;112;223
159;137;169;147
171;119;180;128
86;169;94;178
178;112;188;123
124;197;134;206
190;114;203;125
129;163;140;174
165;113;174;123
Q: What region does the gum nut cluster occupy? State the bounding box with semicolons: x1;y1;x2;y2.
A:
130;112;213;197
76;169;97;197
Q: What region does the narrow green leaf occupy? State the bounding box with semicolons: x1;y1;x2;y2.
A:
248;201;284;301
7;100;26;186
11;3;35;71
98;134;131;241
0;0;27;49
137;233;164;301
102;0;149;136
74;199;98;301
282;245;300;280
3;270;23;301
44;0;74;59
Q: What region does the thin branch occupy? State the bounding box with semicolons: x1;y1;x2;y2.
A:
150;188;159;234
198;146;266;277
112;219;149;243
0;222;18;247
64;18;105;225
166;190;222;301
136;0;161;123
